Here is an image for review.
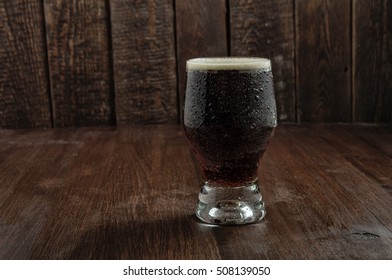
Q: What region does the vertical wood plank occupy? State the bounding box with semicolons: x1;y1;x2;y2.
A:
0;0;51;128
296;0;351;122
175;0;227;121
230;0;295;122
110;0;177;124
44;0;114;127
353;0;392;122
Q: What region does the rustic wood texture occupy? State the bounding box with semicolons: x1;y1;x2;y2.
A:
296;0;351;122
0;124;391;259
0;0;51;128
110;0;177;124
44;0;114;127
230;0;295;122
175;0;227;121
1;1;392;128
353;0;392;122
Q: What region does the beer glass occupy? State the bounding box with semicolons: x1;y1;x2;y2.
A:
183;57;277;225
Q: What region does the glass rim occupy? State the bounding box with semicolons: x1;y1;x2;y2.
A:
186;57;271;71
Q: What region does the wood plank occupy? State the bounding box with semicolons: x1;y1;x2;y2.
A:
0;0;51;128
175;0;227;122
353;0;392;122
1;125;392;259
0;129;88;258
0;126;220;259
63;127;221;259
296;0;351;122
349;125;392;158
209;125;392;259
318;125;392;207
110;0;177;124
44;0;114;127
261;125;392;258
230;0;295;122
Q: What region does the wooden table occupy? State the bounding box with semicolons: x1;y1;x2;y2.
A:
0;124;391;259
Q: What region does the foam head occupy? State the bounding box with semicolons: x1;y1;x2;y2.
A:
186;57;271;71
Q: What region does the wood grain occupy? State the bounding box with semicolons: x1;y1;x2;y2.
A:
319;125;392;211
258;125;392;259
44;0;114;127
110;0;177;124
0;126;220;259
230;0;295;122
296;0;351;122
1;124;392;259
175;0;227;122
0;0;51;128
353;0;392;122
350;125;392;158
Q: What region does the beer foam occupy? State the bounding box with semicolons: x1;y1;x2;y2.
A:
186;57;271;71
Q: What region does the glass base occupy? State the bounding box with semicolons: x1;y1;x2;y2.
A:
195;181;266;225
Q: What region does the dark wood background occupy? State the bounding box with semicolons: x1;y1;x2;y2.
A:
1;0;391;128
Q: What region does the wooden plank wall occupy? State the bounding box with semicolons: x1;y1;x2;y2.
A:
111;0;177;124
44;0;114;127
1;0;391;128
353;0;392;122
296;0;351;122
0;0;51;128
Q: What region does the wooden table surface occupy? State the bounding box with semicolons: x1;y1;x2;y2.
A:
0;124;391;260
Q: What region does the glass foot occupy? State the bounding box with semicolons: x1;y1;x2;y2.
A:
195;181;266;225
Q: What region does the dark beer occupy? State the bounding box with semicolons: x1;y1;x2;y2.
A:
183;58;277;187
